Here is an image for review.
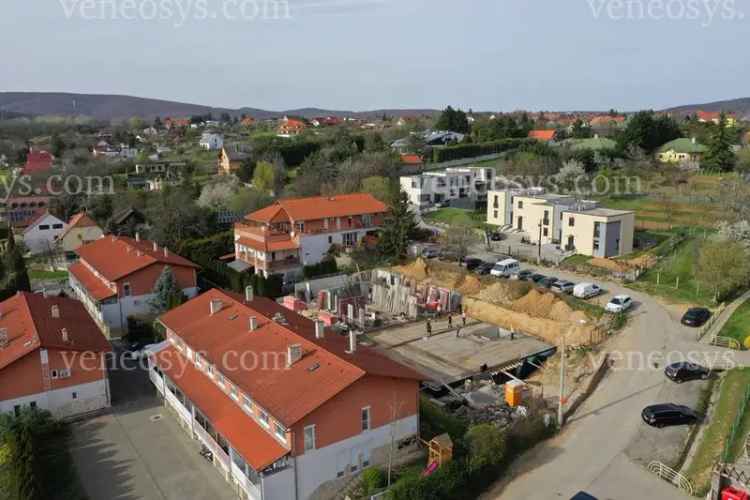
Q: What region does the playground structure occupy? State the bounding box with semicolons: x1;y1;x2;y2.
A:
421;433;454;477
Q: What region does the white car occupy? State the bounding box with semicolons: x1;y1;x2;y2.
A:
573;283;602;299
490;258;520;278
606;295;633;313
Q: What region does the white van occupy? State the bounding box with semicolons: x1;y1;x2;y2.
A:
490;258;521;278
573;283;602;299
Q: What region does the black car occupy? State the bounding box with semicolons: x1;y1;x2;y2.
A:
515;269;534;281
475;262;495;275
530;273;547;284
462;257;484;271
570;493;598;500
641;404;699;428
490;232;504;241
665;362;710;383
681;307;712;327
538;276;559;288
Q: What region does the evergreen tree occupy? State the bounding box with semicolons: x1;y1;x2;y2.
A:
703;113;737;172
148;266;184;314
434;106;470;134
378;191;418;260
0;234;31;301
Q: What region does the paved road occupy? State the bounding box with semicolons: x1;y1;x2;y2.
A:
468;249;730;500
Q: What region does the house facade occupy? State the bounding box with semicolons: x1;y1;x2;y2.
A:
277;117;306;137
234;193;387;281
68;235;199;337
657;138;708;165
58;212;104;257
22;211;66;255
399;166;495;210
486;189;634;257
218;145;250;175
148;288;421;500
200;132;224;151
0;292;111;419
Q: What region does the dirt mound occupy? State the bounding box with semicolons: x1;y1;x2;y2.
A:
589;257;629;273
510;289;590;326
457;274;482;295
624;254;657;269
392;258;428;281
473;281;530;305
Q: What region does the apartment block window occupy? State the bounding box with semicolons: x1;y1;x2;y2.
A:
259;410;270;428
493;210;498;219
274;423;286;441
543;228;549;237
123;283;132;297
493;195;499;208
304;425;316;451
242;395;253;413
543;210;550;226
361;407;371;432
72;392;78;400
569;217;575;227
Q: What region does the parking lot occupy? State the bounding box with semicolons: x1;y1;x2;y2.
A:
70;351;236;500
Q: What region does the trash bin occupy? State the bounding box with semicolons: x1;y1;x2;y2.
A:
722;486;749;500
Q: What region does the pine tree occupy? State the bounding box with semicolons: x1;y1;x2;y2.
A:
703;113;737;172
378;191;418;260
0;233;31;301
148;266;184;314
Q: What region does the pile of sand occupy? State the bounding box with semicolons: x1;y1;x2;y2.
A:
473;281;530;305
511;289;589;325
392;258;428;281
624;254;657;269
589;257;629;273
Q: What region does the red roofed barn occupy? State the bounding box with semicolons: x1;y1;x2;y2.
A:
0;292;112;418
148;287;421;500
234;193;387;280
528;129;557;142
21;148;54;176
68;234;199;337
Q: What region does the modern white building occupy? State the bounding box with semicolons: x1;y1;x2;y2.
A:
200;132;224;150
400;166;495;210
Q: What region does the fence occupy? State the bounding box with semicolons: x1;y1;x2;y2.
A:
647;460;694;495
722;385;750;462
697;303;726;341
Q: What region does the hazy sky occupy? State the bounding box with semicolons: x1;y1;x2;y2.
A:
3;0;748;111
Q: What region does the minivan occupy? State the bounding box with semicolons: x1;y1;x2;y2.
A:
490;258;521;278
573;283;602;299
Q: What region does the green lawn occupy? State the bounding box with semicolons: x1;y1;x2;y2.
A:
423;208;485;228
630;236;715;305
718;299;750;345
29;270;69;281
685;369;750;495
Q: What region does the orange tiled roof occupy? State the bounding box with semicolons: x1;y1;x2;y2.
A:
237;236;299;253
58;212;100;241
246;193;387;224
400;153;423;165
68;262;117;301
0;292;111;371
528;129;556;141
75;236;199;282
158;289;423;428
154;346;288;470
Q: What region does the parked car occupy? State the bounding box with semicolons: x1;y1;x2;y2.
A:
641;404;699;428
605;295;633;313
537;276;559;289
681;307;712;327
490;232;504;241
490;258;521;278
570;493;598;500
513;269;534;281
551;280;575;294
665;362;711;383
475;262;494;275
530;273;547;284
573;283;602;299
421;247;439;259
462;257;484;271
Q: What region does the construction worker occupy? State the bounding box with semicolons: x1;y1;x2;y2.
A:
426;319;432;337
461;309;467;327
447;313;453;328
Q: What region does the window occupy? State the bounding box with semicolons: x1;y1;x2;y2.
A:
569;217;575;227
361;407;371;432
123;283;132;297
493;210;498;219
543;228;549;237
72;392;78;400
259;410;270;427
52;223;63;229
30;402;36;409
518;200;523;209
362;214;373;226
328;236;333;244
304;425;316;451
274;423;286;441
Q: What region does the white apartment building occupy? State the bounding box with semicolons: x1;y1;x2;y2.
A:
400;166;495;210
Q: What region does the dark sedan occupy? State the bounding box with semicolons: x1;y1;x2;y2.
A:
462;257;484;271
530;273;547;284
537;276;559;288
475;262;495;275
514;269;534;281
642;404;699;428
681;307;712;327
665;362;711;383
571;493;598;500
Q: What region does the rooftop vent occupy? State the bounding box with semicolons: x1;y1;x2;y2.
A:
152;241;158;252
249;316;257;331
272;312;288;325
287;344;303;367
0;328;8;348
209;299;224;315
50;305;60;319
308;362;320;372
135;232;140;242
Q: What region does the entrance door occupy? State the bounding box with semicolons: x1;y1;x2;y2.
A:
517;216;523;230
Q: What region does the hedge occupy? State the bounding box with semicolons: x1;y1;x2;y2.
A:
432;138;537;163
302;258;338;279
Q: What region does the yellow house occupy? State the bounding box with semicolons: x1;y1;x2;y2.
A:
58;212;104;256
217;145;250;175
657;138;708;164
560;208;634;258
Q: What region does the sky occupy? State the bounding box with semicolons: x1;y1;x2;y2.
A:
2;0;749;112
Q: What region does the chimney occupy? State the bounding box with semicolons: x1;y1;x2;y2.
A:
164;247;169;257
0;328;8;348
692;137;697;144
287;344;303;367
245;285;254;302
249;316;257;331
153;241;158;252
61;328;69;343
209;299;223;315
314;320;324;339
50;305;60;319
135;232;140;242
347;330;357;354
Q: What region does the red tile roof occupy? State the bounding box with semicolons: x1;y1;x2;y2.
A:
400;153;423;165
0;292;111;371
154;346;288;470
528;129;556;141
58;212;101;241
159;289;422;427
246;193;387;224
68;262;117;301
698;111;735;121
76;236;199;282
237;236;299;253
22;149;54;176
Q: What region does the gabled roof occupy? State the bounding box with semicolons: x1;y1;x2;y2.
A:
58;212;101;241
22;211;64;234
245;193;388;224
528;129;556;141
658;138;708;154
22;149;54;175
0;292;111;371
75;235;199;282
159;289;422;428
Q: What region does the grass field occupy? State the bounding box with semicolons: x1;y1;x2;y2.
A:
684;369;750;495
28;269;69;281
717;299;750;345
422;208;485;228
600;194;724;230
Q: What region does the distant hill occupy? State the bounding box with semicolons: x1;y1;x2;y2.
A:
664;97;750;120
0;92;439;122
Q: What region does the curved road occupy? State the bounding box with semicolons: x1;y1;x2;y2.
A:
468;255;733;500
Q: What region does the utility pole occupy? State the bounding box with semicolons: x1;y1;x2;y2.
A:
537;222;543;264
558;331;566;428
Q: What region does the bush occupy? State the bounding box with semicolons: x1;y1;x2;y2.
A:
432;138;536;163
302;258;338;279
361;467;385;496
419;398;468;442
